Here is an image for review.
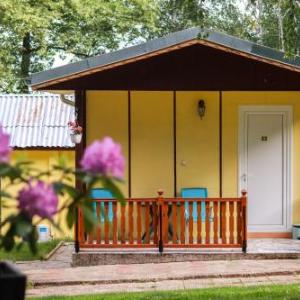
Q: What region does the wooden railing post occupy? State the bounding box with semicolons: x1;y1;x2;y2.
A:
157;189;164;254
241;190;247;253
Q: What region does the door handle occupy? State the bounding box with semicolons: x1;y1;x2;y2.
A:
241;174;247;182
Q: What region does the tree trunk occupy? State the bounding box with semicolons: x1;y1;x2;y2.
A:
275;0;285;51
257;0;264;44
19;32;31;93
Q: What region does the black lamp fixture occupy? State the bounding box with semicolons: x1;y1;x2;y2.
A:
198;99;206;119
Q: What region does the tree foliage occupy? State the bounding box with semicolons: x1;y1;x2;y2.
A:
0;0;61;91
0;0;157;92
246;0;300;54
152;0;207;36
0;0;299;93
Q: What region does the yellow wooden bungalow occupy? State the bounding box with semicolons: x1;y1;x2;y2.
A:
30;28;300;254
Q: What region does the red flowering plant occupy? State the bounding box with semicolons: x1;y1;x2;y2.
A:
68;121;83;144
67;121;83;134
0;124;125;253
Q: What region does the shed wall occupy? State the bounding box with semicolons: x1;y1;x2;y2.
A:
1;150;75;238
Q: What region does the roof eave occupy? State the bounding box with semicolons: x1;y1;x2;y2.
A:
30;28;300;90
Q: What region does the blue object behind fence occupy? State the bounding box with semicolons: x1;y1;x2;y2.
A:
90;188;114;222
181;188;208;222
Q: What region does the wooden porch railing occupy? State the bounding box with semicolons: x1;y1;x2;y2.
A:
77;191;247;253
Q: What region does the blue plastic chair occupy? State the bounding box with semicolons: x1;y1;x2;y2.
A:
90;188;114;222
181;188;208;222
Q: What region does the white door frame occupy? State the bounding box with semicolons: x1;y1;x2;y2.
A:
239;106;293;232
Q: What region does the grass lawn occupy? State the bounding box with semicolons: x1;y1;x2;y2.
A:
28;284;300;300
0;239;61;261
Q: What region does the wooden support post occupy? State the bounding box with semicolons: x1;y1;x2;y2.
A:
241;190;247;253
172;202;177;244
74;90;86;253
153;202;158;244
137;202;142;244
157;189;164;254
112;202;117;244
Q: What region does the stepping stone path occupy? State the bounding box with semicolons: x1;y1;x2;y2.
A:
9;239;300;298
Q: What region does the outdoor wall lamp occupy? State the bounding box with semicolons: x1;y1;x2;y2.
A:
198;99;206;119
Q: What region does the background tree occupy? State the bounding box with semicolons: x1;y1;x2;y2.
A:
0;0;157;93
51;0;159;58
206;1;257;42
152;0;208;37
139;0;256;42
0;0;299;93
246;0;300;54
0;1;62;92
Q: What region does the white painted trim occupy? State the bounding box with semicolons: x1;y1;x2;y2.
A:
239;105;293;232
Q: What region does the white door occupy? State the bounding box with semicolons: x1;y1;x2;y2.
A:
239;106;292;232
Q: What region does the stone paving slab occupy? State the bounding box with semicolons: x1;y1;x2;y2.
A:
26;274;300;298
248;239;300;253
16;243;73;271
24;259;300;287
19;239;300;298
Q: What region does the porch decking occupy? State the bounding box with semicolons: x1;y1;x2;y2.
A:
72;239;300;266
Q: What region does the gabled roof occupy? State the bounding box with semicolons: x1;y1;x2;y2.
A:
31;27;300;89
0;93;75;148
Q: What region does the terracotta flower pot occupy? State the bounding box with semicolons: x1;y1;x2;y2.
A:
0;261;26;300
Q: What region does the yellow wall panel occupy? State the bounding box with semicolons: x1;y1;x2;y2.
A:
86;91;129;196
176;92;219;197
131;91;173;197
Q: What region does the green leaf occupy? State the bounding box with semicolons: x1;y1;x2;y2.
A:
15;160;33;167
102;178;125;203
64;176;74;183
15;220;33;237
2;235;15;252
82;174;96;186
63;184;79;199
53;182;65;195
57;154;67;168
66;208;74;229
0;164;12;176
82;203;96;233
0;190;12;199
27;228;38;255
49;219;62;233
0;165;22;181
16;241;24;251
53;181;78;197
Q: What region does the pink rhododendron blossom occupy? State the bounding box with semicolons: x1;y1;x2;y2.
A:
0;124;11;163
17;181;58;219
80;137;125;179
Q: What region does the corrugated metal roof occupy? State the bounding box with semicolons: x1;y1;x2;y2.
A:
31;27;300;89
0;93;75;148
